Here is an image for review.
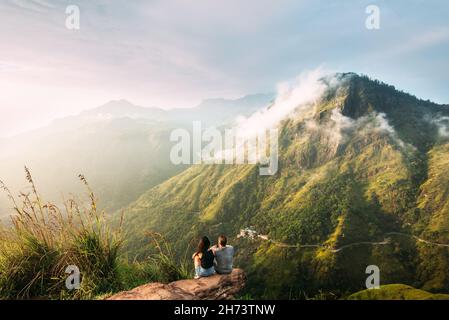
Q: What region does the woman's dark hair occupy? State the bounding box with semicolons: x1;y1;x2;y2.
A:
195;236;210;256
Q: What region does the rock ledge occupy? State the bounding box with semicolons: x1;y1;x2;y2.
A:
107;268;246;300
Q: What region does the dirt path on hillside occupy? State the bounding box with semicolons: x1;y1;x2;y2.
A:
240;230;449;253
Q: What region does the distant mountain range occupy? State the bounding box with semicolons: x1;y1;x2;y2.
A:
81;93;275;126
118;73;449;298
0;94;274;218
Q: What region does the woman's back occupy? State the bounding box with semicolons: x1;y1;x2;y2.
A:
201;250;214;269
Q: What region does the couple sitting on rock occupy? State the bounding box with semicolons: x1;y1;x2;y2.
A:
192;234;234;279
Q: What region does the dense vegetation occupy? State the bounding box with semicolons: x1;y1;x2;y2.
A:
120;73;449;299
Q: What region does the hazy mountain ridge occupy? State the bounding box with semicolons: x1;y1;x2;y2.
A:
0;94;273;218
119;73;449;298
80;93;275;126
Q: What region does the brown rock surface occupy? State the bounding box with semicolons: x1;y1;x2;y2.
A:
107;268;246;300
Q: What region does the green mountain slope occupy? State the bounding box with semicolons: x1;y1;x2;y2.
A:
120;73;449;298
348;284;449;300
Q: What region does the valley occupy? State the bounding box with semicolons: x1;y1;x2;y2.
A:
118;73;449;298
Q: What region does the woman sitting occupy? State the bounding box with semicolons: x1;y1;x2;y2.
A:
192;236;215;279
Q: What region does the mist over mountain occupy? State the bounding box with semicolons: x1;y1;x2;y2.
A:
0;94;273;218
119;73;449;298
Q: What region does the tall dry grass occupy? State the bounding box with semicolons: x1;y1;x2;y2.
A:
144;232;192;283
0;168;123;299
0;167;192;300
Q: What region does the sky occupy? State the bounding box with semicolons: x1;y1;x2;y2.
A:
0;0;448;137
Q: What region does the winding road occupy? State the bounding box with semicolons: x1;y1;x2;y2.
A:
241;231;449;253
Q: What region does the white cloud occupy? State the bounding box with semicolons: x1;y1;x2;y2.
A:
373;112;395;135
328;108;355;146
358;112;407;148
234;68;328;138
431;116;449;138
213;68;330;163
307;109;408;150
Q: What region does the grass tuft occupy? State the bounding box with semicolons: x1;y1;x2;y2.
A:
0;168;189;299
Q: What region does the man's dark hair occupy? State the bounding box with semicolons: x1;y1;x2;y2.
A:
218;235;227;247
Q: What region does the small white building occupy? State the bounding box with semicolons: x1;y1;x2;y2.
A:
237;227;258;239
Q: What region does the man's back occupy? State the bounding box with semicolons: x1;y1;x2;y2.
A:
214;245;234;274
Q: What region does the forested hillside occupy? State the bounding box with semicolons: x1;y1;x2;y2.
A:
120;73;449;298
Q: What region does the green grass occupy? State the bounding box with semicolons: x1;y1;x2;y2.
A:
348;284;449;300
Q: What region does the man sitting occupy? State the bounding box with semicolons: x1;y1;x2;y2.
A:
211;235;234;274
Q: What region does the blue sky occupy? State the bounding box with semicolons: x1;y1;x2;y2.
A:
0;0;448;136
